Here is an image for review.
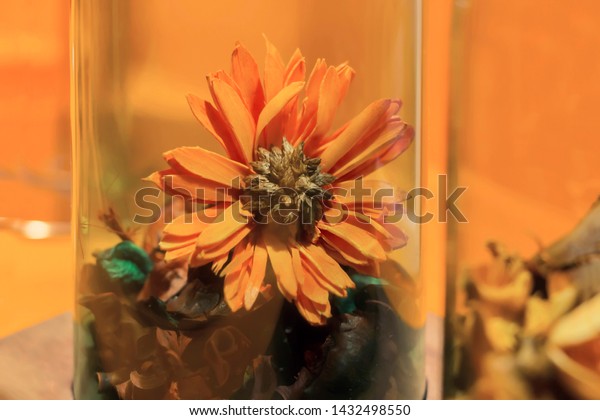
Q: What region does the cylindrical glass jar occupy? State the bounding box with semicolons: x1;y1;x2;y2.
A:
445;0;600;399
72;0;424;400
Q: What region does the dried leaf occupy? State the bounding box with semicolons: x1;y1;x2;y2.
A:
95;241;153;285
530;198;600;275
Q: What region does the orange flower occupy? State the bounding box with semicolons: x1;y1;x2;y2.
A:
146;40;414;325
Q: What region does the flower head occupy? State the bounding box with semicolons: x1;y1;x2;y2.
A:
146;39;414;325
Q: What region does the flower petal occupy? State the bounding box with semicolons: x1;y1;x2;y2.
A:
225;264;250;312
198;223;252;261
295;290;324;325
212;70;245;99
231;42;265;121
324;246;381;278
319;231;370;265
212;251;230;275
263;35;286;102
284;48;306;84
290;245;305;286
161;208;222;243
335;63;355;106
298;267;331;306
196;201;252;249
164;146;249;187
318;218;387;262
333;121;414;180
144;169;236;204
312;66;341;140
299;243;354;292
318;99;392;171
186;94;244;162
221;237;253;277
375;215;409;250
159;209;226;263
338;124;414;181
208;76;255;163
299;63;355;149
331;179;406;215
300;256;345;298
294;59;327;144
325;209;407;253
224;240;253;311
281;50;306;141
261;229;297;300
255;81;305;147
163;240;198;263
244;243;268;310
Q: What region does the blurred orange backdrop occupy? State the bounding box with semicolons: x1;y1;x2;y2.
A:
450;0;600;281
0;1;70;222
0;1;72;338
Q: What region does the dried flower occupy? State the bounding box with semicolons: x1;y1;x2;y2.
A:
466;242;532;316
146;40;413;325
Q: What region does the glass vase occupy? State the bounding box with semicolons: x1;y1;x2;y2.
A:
445;0;600;400
71;0;425;400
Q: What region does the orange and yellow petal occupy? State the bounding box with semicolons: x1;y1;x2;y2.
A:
324;208;407;253
263;35;286;102
221;238;268;312
318;216;387;262
299;243;354;296
163;146;249;187
261;228;298;300
334;123;414;182
195;201;252;251
243;243;268;310
207;76;256;163
284;48;306;85
231;42;265;121
317;99;393;172
159;209;222;263
161;208;222;240
295;289;331;326
330;179;406;218
223;239;253;311
255;81;305;147
311;66;343;140
194;223;253;264
144;169;237;204
323;246;382;278
294;59;327;144
295;62;355;148
186;94;245;163
280;48;306;142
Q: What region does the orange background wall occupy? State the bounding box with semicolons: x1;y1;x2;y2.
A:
451;0;600;276
0;1;72;338
0;1;70;222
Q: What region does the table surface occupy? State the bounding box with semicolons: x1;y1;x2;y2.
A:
0;313;73;399
0;313;442;400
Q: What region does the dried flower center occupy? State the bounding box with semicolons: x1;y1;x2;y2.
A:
242;139;335;241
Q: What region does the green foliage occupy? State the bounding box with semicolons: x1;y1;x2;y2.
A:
95;241;153;285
